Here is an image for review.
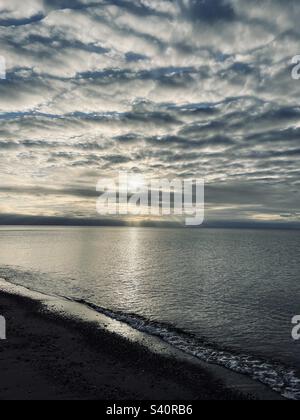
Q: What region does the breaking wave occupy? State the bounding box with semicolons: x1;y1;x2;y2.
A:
73;298;300;400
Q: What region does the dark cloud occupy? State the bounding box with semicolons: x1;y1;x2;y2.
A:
0;213;128;226
0;185;98;198
125;52;149;63
179;0;236;23
0;13;45;27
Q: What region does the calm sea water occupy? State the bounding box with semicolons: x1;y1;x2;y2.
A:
0;227;300;398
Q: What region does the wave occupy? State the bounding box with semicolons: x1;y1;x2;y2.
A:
72;298;300;400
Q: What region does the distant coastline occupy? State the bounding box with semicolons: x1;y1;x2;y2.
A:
0;215;299;230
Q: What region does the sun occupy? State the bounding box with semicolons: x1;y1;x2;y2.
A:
127;175;146;192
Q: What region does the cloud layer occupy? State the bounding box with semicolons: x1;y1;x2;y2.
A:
0;0;299;225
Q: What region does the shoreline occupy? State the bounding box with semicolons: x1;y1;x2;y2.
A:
0;278;282;400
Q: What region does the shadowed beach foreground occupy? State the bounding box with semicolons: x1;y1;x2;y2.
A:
0;290;247;401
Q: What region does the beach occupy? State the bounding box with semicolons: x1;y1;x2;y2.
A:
0;285;247;401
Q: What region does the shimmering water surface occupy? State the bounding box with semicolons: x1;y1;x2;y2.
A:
0;227;300;398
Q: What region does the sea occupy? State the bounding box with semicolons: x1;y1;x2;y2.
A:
0;226;299;399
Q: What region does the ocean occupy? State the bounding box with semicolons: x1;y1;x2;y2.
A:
0;226;299;399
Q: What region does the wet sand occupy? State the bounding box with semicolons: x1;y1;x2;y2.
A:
0;288;247;400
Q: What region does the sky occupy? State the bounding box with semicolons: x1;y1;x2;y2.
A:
0;0;300;227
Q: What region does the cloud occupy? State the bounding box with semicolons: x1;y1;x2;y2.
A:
0;0;299;225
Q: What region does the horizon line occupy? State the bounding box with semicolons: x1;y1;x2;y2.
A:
0;214;299;230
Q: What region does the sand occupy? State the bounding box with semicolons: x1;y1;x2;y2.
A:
0;289;245;400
